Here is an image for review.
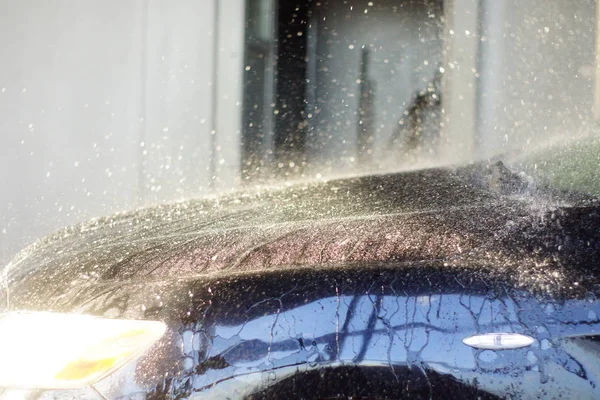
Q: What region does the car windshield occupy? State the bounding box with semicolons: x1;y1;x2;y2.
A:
1;1;599;264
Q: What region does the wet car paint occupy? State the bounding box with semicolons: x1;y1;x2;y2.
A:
89;269;600;398
2;162;600;398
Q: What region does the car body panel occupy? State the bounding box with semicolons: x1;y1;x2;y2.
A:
2;163;600;398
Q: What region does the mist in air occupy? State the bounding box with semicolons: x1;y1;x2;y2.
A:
1;0;599;265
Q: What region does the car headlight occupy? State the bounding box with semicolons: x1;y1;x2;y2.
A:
0;311;166;389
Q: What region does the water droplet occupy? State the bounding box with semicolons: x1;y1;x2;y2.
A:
541;339;552;350
478;350;497;362
527;351;538;364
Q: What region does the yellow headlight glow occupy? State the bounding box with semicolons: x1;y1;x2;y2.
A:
0;311;166;389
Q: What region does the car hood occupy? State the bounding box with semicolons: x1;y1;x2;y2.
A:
3;162;600;399
2;161;600;312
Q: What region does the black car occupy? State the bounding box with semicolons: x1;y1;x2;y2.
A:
1;161;600;399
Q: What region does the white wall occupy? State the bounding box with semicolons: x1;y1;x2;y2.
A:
142;0;216;201
478;0;597;154
0;0;245;265
441;0;480;161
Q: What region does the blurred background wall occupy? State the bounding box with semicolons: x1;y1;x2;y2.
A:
0;0;245;265
478;0;597;155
